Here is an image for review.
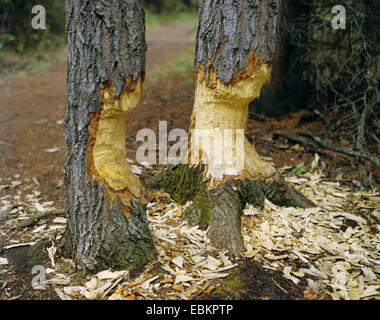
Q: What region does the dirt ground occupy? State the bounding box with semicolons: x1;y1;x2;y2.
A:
0;21;377;300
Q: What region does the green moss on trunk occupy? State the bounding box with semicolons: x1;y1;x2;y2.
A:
160;164;204;205
159;164;212;227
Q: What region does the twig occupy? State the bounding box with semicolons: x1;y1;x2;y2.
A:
273;132;319;148
249;112;266;122
370;133;380;144
272;278;288;295
291;112;314;130
314;110;332;130
11;209;65;230
190;282;212;300
304;133;380;170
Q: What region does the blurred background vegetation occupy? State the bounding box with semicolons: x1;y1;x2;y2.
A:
0;0;198;77
0;0;198;52
0;0;65;52
250;0;379;187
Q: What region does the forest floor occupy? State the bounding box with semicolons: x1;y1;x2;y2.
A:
0;21;379;301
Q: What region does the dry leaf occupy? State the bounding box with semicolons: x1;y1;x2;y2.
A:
96;270;128;280
172;284;184;291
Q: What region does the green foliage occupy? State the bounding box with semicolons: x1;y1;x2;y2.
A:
145;10;160;28
0;0;198;52
0;0;66;53
0;46;66;79
287;0;379;165
148;49;195;84
0;0;197;78
146;9;198;29
291;165;310;177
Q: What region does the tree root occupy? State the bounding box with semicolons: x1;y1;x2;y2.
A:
145;164;315;256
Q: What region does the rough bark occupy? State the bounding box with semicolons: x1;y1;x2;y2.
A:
62;0;155;273
190;0;282;180
195;0;281;84
151;0;315;256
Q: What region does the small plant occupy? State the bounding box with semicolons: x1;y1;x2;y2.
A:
292;165;310;177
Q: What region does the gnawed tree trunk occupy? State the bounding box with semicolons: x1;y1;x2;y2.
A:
62;0;155;273
192;0;281;180
146;0;314;256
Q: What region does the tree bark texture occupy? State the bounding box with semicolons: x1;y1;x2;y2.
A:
157;0;315;256
195;0;281;84
63;0;155;273
189;0;282;180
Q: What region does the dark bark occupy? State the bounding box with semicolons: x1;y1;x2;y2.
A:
206;180;246;255
155;0;315;256
63;0;155;273
195;0;281;83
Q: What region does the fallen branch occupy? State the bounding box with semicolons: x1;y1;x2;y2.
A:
11;209;65;230
274;131;380;170
314;110;332;130
249;112;266;122
291;111;315;129
274;132;319;149
304;133;380;170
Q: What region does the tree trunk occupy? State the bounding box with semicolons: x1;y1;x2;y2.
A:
148;0;314;257
191;0;282;180
62;0;155;273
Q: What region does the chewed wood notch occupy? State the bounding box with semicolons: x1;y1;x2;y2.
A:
86;77;145;208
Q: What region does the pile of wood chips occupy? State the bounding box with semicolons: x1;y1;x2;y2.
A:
1;155;379;300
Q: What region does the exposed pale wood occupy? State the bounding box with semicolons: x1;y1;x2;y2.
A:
148;165;315;256
63;0;155;272
180;0;286;255
189;63;276;181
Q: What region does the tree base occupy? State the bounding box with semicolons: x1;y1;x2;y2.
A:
146;164;315;256
59;190;156;274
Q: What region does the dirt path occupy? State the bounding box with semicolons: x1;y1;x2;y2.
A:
0;21;195;205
